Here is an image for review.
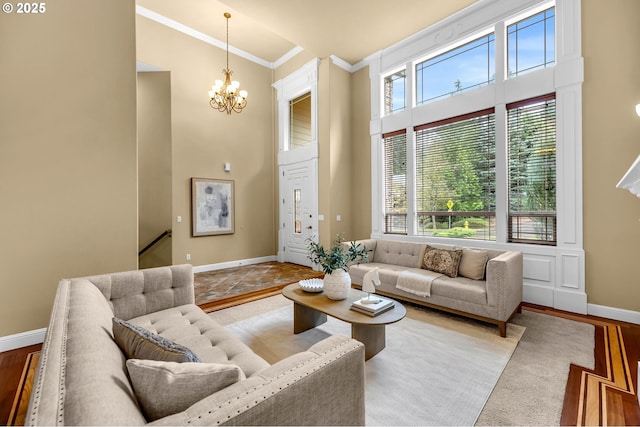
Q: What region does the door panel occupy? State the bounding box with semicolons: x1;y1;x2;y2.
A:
280;159;317;267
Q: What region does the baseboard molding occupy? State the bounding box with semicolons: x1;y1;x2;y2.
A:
588;303;640;325
193;255;277;274
0;328;46;353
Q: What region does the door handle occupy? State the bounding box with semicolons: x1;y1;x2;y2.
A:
306;226;313;230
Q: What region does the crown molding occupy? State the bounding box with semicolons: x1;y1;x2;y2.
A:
273;46;305;69
135;5;274;69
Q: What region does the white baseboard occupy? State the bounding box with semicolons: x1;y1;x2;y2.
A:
0;328;47;353
588;303;640;325
192;255;277;273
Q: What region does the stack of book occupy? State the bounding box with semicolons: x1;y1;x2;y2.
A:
350;296;394;316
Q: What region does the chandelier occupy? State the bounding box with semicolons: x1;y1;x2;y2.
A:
208;12;248;114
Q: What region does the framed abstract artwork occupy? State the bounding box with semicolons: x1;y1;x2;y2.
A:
191;178;234;236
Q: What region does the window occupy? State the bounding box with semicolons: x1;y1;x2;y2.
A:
289;92;312;150
374;1;574;248
384;70;406;115
416;33;495;106
414;110;496;240
294;188;302;234
507;94;556;244
507;7;555;78
383;131;407;234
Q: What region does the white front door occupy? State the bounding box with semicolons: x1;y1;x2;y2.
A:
279;159;318;267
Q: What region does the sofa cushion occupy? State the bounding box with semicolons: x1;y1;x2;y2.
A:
129;304;270;377
126;359;245;421
431;275;488;305
422;245;463;278
113;317;200;362
373;240;426;268
458;248;489;280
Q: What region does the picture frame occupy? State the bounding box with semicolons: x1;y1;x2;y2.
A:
191;178;234;236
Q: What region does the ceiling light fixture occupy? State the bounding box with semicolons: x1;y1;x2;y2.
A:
208;13;247;114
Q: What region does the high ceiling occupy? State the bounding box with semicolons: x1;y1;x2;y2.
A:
136;0;478;67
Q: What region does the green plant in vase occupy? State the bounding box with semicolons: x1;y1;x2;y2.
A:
306;235;368;300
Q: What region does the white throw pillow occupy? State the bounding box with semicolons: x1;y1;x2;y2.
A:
126;359;246;421
458;248;489;280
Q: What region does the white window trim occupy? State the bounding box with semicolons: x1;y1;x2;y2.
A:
273;58;320;165
366;0;586;314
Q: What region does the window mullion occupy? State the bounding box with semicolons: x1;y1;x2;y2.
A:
494;104;508;243
406;128;416;236
406;61;414;111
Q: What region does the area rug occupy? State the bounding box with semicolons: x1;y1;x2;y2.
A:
476;310;595;426
210;295;526;426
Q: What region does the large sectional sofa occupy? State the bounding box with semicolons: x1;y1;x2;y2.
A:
27;264;365;426
347;239;523;337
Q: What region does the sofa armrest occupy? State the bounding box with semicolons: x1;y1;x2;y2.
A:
485;251;523;321
151;335;365;426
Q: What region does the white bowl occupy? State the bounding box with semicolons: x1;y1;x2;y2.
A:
299;278;324;293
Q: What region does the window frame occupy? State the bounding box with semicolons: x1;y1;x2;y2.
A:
506;93;557;245
415;32;496;107
370;0;582;250
382;130;408;235
413;108;497;241
383;68;407;116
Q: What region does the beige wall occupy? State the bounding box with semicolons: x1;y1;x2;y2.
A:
328;62;355;241
315;59;356;247
138;72;173;269
582;0;640;311
350;66;373;241
0;1;138;336
136;17;276;267
317;59;332;247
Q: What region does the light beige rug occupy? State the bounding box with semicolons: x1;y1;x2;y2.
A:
476;310;594;425
211;294;525;426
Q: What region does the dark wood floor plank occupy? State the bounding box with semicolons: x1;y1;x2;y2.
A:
0;344;41;425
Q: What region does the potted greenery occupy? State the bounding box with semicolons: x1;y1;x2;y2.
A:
307;235;368;300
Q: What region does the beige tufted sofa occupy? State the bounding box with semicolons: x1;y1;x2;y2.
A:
27;264;365;426
347;239;523;337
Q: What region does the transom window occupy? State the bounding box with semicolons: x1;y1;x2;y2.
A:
507;7;555;78
416;33;495;106
289;92;312;150
384;70;406;115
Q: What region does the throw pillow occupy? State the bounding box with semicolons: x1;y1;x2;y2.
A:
422;245;463;278
458;248;489;280
126;359;245;421
112;317;200;363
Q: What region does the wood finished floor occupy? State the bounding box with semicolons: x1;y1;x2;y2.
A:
1;264;639;425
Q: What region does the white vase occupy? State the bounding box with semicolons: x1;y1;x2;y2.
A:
323;269;351;300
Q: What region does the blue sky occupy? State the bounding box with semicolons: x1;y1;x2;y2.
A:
388;7;555;112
